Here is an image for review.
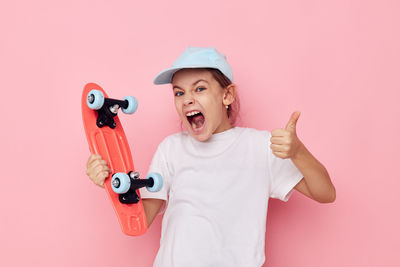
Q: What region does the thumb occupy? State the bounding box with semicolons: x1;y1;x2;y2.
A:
285;111;301;132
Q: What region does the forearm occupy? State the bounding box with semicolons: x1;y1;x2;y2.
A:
292;142;336;203
142;198;165;227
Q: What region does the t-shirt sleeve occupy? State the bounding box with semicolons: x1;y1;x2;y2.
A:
139;138;171;215
266;131;304;202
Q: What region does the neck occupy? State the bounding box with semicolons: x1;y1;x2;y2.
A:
214;118;233;134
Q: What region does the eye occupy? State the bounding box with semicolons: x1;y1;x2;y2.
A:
174;91;184;97
196;87;206;92
175;91;184;97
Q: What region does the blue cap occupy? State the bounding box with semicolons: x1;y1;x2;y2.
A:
153;46;233;85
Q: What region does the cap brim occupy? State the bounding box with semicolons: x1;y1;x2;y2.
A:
153;65;217;85
153;67;183;85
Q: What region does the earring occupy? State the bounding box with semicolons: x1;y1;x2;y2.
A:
225;105;229;109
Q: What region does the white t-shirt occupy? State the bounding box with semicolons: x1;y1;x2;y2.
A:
139;127;303;267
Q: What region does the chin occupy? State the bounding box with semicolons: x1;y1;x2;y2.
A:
192;133;212;142
188;127;212;142
186;122;212;142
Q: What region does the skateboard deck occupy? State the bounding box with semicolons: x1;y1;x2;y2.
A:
81;83;147;236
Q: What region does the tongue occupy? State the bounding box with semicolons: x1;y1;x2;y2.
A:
192;114;205;129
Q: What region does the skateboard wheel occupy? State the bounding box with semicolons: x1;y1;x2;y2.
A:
146;172;163;192
87;90;105;110
111;173;131;194
122;96;138;114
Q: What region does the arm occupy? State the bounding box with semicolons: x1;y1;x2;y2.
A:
142;198;165;227
270;111;336;203
292;142;336;203
86;155;165;227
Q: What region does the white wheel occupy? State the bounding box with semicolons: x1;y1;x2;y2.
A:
111;173;131;194
87;90;105;110
146;172;163;192
122;96;138;114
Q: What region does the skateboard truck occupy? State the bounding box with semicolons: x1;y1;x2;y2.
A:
111;172;163;204
86;89;138;129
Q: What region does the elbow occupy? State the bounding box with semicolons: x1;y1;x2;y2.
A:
317;186;336;204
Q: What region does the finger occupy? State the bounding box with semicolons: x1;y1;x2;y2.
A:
95;171;109;187
270;144;288;152
285;111;301;132
87;154;102;167
271;128;287;137
94;164;111;175
87;164;108;180
272;151;288;159
96;160;110;169
90;159;109;170
270;136;286;145
271;136;293;146
98;170;109;179
90;154;102;161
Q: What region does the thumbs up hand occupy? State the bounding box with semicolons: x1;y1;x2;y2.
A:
270;111;303;159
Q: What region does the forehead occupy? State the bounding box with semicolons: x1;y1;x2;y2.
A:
171;69;214;86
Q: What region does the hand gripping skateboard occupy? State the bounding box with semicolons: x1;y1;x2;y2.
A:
81;83;163;236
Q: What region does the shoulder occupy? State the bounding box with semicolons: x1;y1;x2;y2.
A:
160;131;188;143
156;131;188;151
232;127;272;153
236;127;271;141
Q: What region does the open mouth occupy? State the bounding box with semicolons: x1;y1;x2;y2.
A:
186;111;205;131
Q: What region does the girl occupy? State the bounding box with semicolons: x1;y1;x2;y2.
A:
86;46;335;267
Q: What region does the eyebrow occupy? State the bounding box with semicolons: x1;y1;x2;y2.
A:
172;79;209;90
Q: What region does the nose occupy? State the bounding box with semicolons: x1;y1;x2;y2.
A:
183;93;194;106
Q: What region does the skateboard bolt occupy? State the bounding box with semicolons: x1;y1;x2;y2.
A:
112;178;120;188
129;171;140;179
109;104;119;114
87;94;95;104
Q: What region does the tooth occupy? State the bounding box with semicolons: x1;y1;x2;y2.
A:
187;111;201;117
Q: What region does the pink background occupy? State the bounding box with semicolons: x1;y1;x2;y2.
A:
1;0;399;266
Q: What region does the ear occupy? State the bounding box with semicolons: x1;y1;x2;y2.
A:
222;84;237;106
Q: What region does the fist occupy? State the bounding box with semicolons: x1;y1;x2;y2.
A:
86;154;111;188
270;111;302;159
